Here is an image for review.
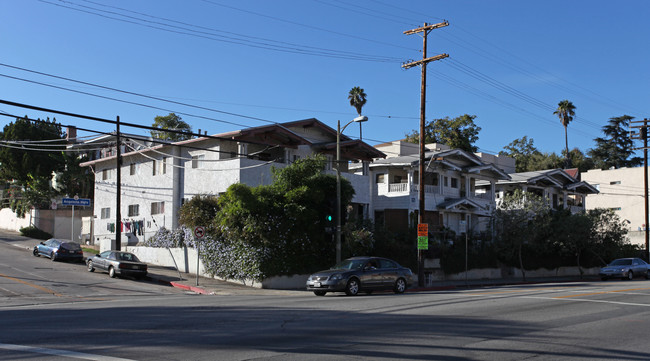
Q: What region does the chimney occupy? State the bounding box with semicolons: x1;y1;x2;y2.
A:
66;126;77;143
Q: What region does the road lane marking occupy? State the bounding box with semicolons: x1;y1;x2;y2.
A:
554;287;650;299
0;272;63;297
0;343;134;360
524;295;650;307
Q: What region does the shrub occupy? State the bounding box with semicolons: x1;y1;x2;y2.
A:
19;226;52;240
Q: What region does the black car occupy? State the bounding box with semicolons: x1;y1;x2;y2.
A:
87;251;148;279
306;256;414;296
32;238;84;262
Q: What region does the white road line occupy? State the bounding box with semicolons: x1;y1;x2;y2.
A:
0;343;134;361
522;295;650;307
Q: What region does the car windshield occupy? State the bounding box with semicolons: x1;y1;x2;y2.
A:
117;253;140;262
331;259;366;270
609;259;633;266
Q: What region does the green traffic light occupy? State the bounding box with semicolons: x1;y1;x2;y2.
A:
327;215;332;222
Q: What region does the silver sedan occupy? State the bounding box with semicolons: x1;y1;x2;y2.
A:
87;251;148;279
599;258;650;281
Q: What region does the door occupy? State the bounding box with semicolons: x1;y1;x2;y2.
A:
359;259;382;289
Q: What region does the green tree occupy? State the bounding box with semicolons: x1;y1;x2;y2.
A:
347;86;367;116
179;194;220;232
404;114;481;152
151;113;192;141
0;117;66;215
214;155;356;278
588;115;641;170
500;136;541;172
493;190;550;281
553;100;576;168
586;208;629;265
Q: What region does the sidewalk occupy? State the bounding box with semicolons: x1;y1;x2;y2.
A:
0;229;598;296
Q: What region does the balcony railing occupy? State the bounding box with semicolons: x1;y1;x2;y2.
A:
388;183;409;193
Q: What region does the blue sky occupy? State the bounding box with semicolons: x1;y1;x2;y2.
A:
1;0;648;156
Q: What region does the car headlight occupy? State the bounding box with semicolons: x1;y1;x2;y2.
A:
330;273;343;280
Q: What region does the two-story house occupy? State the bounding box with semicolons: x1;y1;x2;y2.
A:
367;141;511;236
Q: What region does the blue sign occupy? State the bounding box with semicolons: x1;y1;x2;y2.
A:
62;198;91;207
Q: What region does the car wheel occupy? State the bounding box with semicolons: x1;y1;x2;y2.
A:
87;260;95;272
345;278;359;296
50;252;57;262
33;248;39;257
626;271;634;281
313;291;326;296
108;266;116;278
394;278;407;294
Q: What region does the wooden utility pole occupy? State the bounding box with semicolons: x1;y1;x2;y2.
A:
403;21;449;287
115;116;122;251
631;118;649;261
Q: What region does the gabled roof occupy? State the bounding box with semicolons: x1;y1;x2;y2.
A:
316;139;386;161
219;123;309;148
497;168;598;194
438;198;489;213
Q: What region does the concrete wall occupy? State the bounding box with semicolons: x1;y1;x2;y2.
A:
0;207;92;241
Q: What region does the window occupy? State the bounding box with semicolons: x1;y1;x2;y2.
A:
151;201;165;215
451;178;458;189
152;160;157;175
444;177;449;187
192;154;205;168
162;157;167;174
100;207;110;219
128;204;139;217
130;163;137;176
376;174;385;184
102;169;109;181
610;181;621;185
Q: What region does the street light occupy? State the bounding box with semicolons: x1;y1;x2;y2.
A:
336;115;369;264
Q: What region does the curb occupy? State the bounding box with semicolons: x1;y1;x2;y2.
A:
167;280;212;295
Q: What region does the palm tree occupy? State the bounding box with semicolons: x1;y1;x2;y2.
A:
348;86;367;116
553;100;576;168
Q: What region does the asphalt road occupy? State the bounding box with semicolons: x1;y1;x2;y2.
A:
2;237;650;360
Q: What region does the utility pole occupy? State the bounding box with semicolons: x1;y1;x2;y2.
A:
115;116;122;251
631;118;649;261
402;21;449;287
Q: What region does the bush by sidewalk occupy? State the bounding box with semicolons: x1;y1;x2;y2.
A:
19;226;52;240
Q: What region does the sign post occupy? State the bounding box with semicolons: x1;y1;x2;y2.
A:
62;197;91;241
194;226;205;286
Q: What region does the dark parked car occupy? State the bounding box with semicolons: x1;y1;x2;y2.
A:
87;251;148;279
599;258;650;280
32;238;84;262
306;256;414;296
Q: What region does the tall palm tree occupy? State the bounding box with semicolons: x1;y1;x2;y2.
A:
553;100;576;168
348;86;367;116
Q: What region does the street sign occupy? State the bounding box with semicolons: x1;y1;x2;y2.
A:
62;197;91;207
417;236;428;250
194;226;205;239
417;223;428;237
417;223;428;250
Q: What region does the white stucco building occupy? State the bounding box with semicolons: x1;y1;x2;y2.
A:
581;167;648;246
80;119;385;246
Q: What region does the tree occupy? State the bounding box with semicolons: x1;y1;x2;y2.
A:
493;189;550;281
404;114;481;152
553;100;576;168
347;86;367;116
588;115;642;170
151;113;192;141
500;136;541;172
0;117;66;215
